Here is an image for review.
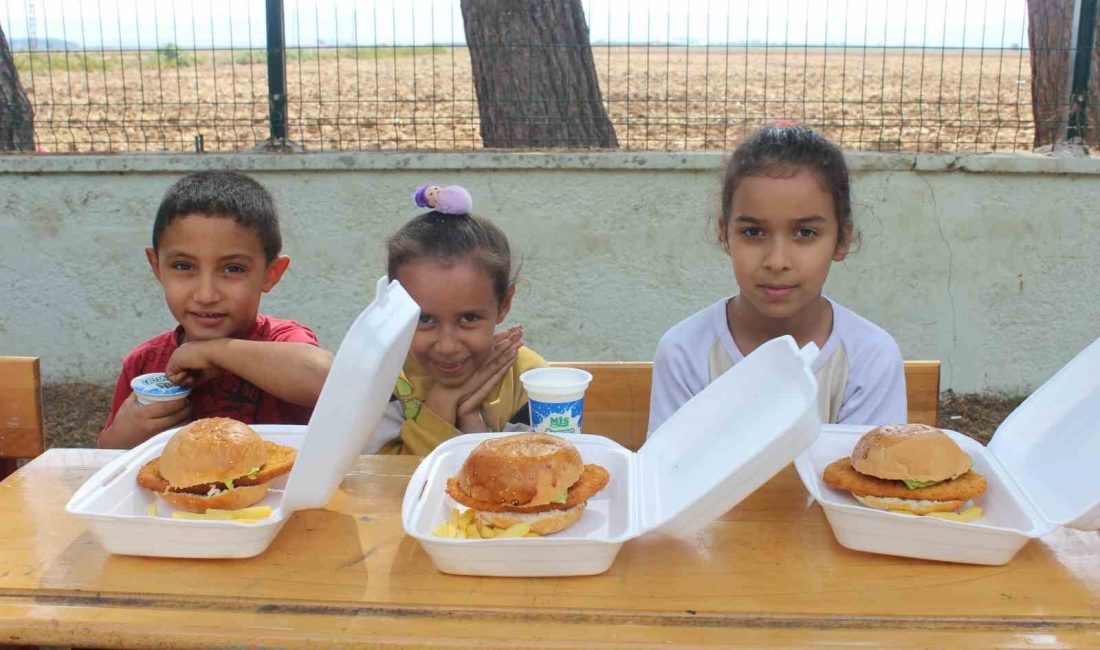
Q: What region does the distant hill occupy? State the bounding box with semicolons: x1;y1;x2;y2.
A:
10;38;80;51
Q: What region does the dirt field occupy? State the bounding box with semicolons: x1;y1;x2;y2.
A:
44;382;1024;450
16;46;1034;153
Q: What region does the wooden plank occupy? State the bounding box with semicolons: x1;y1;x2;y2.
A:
904;360;941;428
0;357;43;464
551;360;942;451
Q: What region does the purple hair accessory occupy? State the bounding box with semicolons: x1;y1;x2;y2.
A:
413;184;472;215
413;185;434;208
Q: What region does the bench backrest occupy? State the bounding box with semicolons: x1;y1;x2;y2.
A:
0;357;44;481
548;360;941;452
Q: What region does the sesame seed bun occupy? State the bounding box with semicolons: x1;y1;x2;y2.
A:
158;418;267;488
850;423;973;482
455;433;584;507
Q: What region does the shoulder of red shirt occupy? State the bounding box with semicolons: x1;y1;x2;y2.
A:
252;314;320;346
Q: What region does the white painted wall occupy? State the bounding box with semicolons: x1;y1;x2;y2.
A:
1;152;1097;393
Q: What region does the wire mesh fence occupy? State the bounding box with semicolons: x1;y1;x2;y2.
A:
0;0;1092;154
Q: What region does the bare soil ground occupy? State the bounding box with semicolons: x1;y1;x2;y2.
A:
17;46;1034;154
43;382;1025;450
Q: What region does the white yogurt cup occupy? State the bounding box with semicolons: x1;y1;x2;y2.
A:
130;372;191;406
519;367;593;435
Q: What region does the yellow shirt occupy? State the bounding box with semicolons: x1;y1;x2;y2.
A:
377;346;547;456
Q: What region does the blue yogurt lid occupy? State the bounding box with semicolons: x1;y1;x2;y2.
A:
130;372;191;397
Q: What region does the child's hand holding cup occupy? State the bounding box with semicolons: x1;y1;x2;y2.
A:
520;367;593;435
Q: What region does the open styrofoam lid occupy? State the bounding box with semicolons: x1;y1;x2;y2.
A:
637;335;821;538
280;277;419;512
987;336;1100;530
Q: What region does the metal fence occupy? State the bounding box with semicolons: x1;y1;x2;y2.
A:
1;0;1096;154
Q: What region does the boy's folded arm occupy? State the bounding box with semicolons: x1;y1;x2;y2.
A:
203;339;334;407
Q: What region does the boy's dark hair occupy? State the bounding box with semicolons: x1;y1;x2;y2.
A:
153;171;283;262
718;124;855;249
387;211;515;304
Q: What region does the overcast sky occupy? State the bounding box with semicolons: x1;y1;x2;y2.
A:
3;0;1030;49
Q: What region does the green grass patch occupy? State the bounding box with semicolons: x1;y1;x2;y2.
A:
337;45;449;59
14;51;115;73
146;43;199;68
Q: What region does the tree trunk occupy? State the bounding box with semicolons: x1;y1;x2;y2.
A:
1027;0;1100;147
0;20;35;152
461;0;617;148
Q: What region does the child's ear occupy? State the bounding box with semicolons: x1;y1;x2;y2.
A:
832;222;854;262
716;216;731;252
261;255;291;293
145;247;162;282
495;285;516;324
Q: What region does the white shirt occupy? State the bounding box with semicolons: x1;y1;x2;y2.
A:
648;297;907;433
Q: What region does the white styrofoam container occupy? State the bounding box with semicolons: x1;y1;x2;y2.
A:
66;277;420;558
403;336;823;577
796;336;1100;566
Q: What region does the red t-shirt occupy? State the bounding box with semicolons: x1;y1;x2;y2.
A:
100;315;320;443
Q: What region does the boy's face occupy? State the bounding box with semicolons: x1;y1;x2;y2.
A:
146;215;289;342
721;170;850;322
397;258;513;388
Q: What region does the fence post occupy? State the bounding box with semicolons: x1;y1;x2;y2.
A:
257;0;301;151
1067;0;1099;142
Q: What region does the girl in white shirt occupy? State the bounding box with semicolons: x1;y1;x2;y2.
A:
649;124;906;432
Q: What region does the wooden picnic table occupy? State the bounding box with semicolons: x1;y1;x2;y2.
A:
1;449;1097;649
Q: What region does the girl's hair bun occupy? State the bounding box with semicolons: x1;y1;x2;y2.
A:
413;184;473;215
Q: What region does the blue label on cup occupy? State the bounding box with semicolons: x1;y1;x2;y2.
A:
130;373;189;397
529;398;585;434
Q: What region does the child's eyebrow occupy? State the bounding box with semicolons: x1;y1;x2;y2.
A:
219;253;255;262
733;215;760;223
794;215;829;224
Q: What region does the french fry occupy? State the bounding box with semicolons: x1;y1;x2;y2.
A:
208;506;273;520
170;505;273;522
497;522;531;538
431;508;543;539
172;510;233;520
927;506;984;522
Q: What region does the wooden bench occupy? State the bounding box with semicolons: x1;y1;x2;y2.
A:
0;357;44;481
549;360;940;452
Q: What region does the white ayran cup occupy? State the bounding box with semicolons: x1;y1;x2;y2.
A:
519;367;593;435
130;372;191;406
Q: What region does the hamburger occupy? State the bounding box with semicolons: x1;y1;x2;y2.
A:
823;423;987;515
136;417;297;513
445;433;610;535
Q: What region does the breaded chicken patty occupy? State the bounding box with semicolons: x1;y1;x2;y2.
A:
823;457;987;502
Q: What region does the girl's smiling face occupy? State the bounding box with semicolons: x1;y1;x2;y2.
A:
396;257;513;387
721;168;851;324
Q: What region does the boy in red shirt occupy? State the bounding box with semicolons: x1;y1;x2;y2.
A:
99;171;333;449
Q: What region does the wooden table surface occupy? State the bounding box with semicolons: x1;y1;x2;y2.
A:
1;449;1098;649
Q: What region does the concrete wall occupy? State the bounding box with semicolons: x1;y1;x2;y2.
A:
1;152;1097;393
